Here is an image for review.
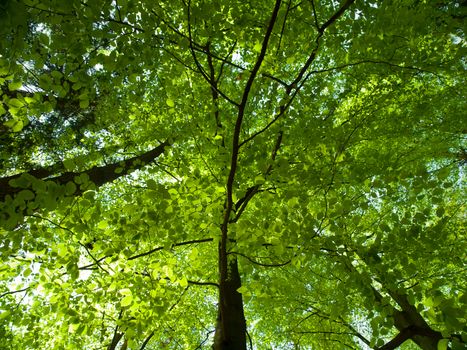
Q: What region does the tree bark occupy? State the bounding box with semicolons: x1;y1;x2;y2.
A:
389;291;443;350
371;285;444;350
213;256;247;350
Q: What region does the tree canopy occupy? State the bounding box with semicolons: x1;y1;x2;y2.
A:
0;0;466;349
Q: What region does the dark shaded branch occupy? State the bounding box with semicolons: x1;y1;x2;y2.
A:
231;251;291;267
230;186;261;223
276;0;292;54
0;287;30;299
310;0;320;29
24;4;73;16
232;130;283;222
139;331;155;350
321;0;355;31
240;0;355;147
32;214;111;274
288;0;356;92
185;4;239;107
107;311;124;350
301;59;438;83
206;43;222;131
106;17;144;32
195;330;216;350
128;238;213;261
377;326;419;350
78;237;214;271
78;256;109;270
78;241;110;274
186;280;219;288
1;141;170;202
221;0;282;272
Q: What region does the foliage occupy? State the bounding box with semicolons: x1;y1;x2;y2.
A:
0;0;466;349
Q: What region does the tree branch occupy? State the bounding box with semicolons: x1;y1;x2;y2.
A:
1;141;170;202
127;238;214;261
231;251;291;267
376;326;418;350
0;287;30;299
239;0;356;147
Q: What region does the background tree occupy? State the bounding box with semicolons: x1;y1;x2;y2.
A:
0;0;465;349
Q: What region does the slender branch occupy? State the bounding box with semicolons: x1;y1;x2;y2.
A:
106;17;144;32
232;130;283;222
24;4;73;16
218;40;238;83
239;91;295;147
0;287;30;299
230;186;262;223
301;59;437;81
206;43;222;131
194;330;216;350
31;214;110;274
239;0;356;147
186;280;219;288
224;0;282;227
185;4;239;107
128;238;213;261
79;238;214;271
261;72;289;87
115;0;122;22
276;0;292;54
107;311;124;350
231;251;291;267
78;241;110;274
310;0;320;29
288;0;356;92
247;329;253;350
78;256;109;270
139;331;155;350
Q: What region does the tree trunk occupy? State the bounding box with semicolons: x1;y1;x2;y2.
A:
213;257;247;350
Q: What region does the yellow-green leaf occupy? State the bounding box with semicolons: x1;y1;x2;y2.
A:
179;277;188;288
166;98;174;107
121;295;133;307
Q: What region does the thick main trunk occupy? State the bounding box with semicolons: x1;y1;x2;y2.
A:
213;257;247;350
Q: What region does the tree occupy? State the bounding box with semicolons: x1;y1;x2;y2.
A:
0;0;465;349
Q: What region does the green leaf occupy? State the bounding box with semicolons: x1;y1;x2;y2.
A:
4;119;23;132
79;99;89;109
0;311;11;320
63;159;75;171
179;277;188;288
97;220;108;230
7;98;23;108
166;98;174;107
254;175;265;185
121;295;133;307
17;189;34;201
8;81;22;91
437;339;449;350
65;181;77;195
57;243;67;258
253;41;262;52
